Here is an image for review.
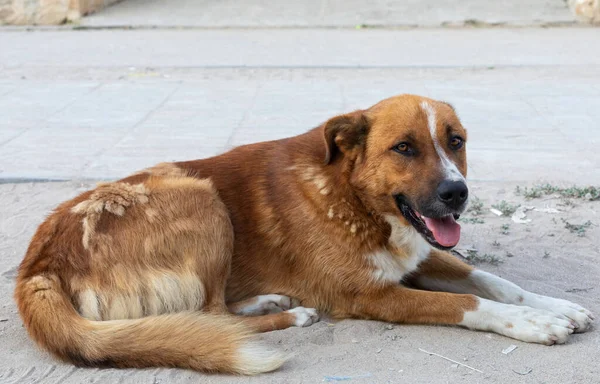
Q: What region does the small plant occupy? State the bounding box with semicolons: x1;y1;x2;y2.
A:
515;185;542;199
492;240;501;247
562;219;593;237
516;184;600;201
485;254;501;265
460;217;485;224
506;252;514;258
464;250;503;265
467;197;485;216
501;224;510;235
560;186;600;200
491;200;520;216
460;197;486;224
479;253;503;266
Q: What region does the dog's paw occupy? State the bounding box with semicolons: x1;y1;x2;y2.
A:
526;294;595;333
287;307;320;327
256;294;293;313
504;306;575;345
461;299;576;345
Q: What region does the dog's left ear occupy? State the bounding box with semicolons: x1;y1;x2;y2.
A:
322;110;370;164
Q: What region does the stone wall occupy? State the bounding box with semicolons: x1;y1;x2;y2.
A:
0;0;121;25
568;0;600;23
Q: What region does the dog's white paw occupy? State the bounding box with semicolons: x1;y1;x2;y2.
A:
502;306;575;345
525;294;595;333
461;299;576;345
287;307;320;327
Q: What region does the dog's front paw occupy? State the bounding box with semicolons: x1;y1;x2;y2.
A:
461;299;576;345
505;306;575;345
526;294;595;333
287;307;320;327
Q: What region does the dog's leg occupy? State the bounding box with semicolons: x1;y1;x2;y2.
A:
406;249;594;333
234;307;320;332
228;294;303;315
344;285;575;345
227;296;318;332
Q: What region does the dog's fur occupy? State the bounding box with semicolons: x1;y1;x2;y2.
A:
15;95;594;374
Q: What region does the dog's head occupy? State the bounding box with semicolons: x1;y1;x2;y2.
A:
323;94;468;250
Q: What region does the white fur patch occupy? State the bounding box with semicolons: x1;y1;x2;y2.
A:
145;273;205;315
370;215;431;283
287;307;320;327
107;294;144;320
234;341;288;375
420;101;465;182
470;270;528;303
78;272;205;321
299;166;331;195
78;289;101;320
418;270;525;303
460;298;574;345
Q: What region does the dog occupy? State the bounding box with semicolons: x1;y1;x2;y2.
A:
15;94;594;375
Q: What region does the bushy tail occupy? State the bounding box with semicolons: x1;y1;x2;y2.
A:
15;275;287;375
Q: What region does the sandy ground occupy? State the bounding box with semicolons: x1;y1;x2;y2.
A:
0;180;598;384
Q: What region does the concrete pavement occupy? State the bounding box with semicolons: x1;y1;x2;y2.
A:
1;28;599;183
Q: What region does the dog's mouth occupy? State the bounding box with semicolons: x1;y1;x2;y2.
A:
394;195;461;250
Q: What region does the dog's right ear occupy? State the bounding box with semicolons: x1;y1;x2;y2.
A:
322;110;370;165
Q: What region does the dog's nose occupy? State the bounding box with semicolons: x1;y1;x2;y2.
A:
436;180;468;209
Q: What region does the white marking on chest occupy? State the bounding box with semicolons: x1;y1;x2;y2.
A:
369;215;431;283
420;101;465;182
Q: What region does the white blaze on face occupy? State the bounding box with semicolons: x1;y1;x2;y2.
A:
420;101;465;183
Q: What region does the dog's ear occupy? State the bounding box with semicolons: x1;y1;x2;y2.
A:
322;110;370;164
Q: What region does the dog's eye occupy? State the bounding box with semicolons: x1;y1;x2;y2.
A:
393;142;414;156
449;136;464;150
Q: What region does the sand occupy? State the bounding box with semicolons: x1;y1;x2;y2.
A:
0;180;598;383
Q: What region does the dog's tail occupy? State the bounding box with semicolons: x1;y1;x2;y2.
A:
15;273;287;375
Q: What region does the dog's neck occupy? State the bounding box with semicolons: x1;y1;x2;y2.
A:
288;129;389;246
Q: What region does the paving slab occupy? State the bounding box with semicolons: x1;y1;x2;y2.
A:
2;29;600;68
0;67;599;183
82;0;575;28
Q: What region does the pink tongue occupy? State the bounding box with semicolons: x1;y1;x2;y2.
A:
423;215;461;247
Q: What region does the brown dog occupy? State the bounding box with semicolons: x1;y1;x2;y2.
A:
15;95;594;374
